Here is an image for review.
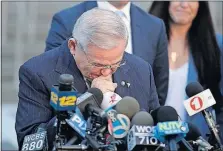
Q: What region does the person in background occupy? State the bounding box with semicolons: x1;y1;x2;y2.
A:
149;1;223;141
44;1;169;105
16;8;160;150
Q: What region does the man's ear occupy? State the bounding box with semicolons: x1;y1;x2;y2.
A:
68;38;77;55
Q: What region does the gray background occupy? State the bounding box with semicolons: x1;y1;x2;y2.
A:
1;1;222;150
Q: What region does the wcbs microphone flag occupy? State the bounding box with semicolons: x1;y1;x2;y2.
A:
21;131;47;151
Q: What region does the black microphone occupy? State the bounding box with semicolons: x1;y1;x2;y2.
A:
58;88;104;150
65;88;104;139
128;111;164;151
76;88;103;115
50;74;78;151
185;82;223;150
185;122;202;141
151;106;179;124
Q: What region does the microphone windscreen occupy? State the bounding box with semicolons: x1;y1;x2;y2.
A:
185;82;204;97
151;106;178;124
131;111;154;126
185;122;201;141
87;88;103;105
59;74;74;85
115;96;140;119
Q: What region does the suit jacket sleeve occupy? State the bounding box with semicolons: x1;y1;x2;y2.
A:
15;65;56;150
153;20;169;106
45;13;70;52
216;33;223;95
216;33;223;143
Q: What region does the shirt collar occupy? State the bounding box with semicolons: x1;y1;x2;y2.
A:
97;1;131;21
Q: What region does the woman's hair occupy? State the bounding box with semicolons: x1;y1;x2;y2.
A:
149;2;222;111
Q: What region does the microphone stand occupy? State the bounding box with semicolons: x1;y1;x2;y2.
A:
180;138;194;151
85;115;103;150
164;137;195;151
53;111;69;151
192;136;213;151
203;110;223;150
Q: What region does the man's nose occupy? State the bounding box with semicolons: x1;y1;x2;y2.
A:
101;68;113;76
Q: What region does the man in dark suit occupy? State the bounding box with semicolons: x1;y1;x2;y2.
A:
16;9;160;150
45;1;169;105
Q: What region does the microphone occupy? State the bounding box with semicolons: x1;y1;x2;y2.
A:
114;96;140;119
106;96;140;139
151;106;178;125
131;111;154;127
66;88;103;138
107;109;131;139
50;74;77;111
185;122;202;141
50;74;79;150
61;88;105;150
184;82;223;150
21;127;48;151
151;106;189;151
128;111;164;151
65;110;87;138
154;121;189;150
76;87;103;114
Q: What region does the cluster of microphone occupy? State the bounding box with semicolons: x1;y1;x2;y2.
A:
21;74;223;151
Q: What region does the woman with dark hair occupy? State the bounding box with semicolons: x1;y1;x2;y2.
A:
149;1;223;140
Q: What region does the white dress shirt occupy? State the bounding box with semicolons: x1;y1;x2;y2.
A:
97;1;133;54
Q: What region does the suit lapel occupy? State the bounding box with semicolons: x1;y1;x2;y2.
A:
54;41;88;94
113;53;131;97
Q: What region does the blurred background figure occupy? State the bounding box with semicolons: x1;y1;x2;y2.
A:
149;1;223;141
1;1;222;150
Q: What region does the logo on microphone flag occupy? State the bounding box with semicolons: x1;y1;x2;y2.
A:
183;89;216;116
107;109;130;138
100;92;122;109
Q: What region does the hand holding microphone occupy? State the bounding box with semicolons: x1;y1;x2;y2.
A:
91;75;117;93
